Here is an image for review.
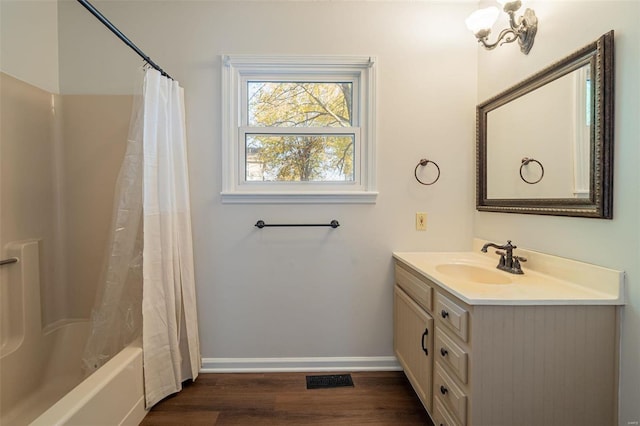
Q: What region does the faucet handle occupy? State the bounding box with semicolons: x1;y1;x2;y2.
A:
512;256;527;274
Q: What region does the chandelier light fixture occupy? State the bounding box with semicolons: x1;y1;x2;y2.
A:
465;0;538;54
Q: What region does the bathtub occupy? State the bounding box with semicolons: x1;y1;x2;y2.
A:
0;241;147;425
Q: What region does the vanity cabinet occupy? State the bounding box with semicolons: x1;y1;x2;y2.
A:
394;261;619;426
394;286;433;412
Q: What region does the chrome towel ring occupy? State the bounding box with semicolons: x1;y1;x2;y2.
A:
519;157;544;184
414;158;441;185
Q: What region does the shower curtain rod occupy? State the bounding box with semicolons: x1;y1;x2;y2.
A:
76;0;173;79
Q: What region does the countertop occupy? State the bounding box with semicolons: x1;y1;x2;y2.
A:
393;241;624;306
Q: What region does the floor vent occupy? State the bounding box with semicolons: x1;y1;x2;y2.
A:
306;374;354;390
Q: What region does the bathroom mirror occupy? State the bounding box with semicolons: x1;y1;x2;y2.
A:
476;31;614;218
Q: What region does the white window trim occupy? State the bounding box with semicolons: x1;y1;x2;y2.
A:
572;66;591;199
221;55;377;204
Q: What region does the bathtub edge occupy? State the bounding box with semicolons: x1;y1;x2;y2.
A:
29;345;146;426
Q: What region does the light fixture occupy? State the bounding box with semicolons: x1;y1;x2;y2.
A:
465;0;538;54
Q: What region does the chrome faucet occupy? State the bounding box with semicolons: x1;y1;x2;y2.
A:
481;240;527;274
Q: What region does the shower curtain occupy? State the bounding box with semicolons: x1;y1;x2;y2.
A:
141;69;200;407
83;68;200;408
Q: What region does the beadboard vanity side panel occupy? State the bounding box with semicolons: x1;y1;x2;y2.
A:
470;305;617;426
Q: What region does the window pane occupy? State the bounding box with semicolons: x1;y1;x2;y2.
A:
246;134;355;182
248;82;353;127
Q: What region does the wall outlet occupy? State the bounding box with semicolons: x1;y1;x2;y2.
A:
416;212;427;231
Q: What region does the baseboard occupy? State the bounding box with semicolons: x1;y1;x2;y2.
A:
200;356;401;373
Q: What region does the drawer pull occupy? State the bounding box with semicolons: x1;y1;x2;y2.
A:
440;385;448;395
440;347;448;357
421;328;429;356
441;309;449;319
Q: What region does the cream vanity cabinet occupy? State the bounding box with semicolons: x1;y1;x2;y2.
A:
394;261;619;426
393;267;434;411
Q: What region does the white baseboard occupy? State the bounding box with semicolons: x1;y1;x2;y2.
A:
200;356;401;373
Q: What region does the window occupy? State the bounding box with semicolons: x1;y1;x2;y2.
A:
222;55;377;203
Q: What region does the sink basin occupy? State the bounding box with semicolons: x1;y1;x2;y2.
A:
435;263;513;285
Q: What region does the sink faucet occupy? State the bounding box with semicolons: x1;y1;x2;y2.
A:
481;240;526;274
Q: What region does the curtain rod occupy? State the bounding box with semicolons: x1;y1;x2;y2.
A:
76;0;173;80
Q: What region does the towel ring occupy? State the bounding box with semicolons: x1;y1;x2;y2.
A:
414;158;441;185
519;157;544;184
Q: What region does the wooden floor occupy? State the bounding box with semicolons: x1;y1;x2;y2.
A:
141;371;434;425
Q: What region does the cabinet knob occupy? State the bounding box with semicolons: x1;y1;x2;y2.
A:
441;310;449;319
440;385;448;395
440;347;448;357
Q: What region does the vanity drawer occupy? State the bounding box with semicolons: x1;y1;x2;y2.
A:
434;363;467;425
435;293;468;342
432;397;462;426
395;265;432;311
435;327;468;383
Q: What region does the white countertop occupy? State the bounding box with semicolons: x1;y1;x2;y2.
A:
393;242;625;306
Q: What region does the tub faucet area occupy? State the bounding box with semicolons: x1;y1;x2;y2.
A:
481;240;527;274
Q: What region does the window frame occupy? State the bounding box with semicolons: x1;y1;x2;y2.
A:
221;55;377;204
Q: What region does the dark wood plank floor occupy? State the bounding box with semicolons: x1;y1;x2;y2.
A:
141;371;434;425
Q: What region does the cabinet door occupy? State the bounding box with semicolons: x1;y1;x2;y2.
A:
394;286;434;411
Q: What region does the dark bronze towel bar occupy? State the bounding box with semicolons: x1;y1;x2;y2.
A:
255;220;340;229
0;258;18;267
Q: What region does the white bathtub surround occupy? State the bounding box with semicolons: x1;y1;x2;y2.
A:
142;69;201;408
0;241;146;426
1;241;48;424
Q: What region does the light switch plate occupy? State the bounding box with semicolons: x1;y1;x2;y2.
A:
416;212;427;231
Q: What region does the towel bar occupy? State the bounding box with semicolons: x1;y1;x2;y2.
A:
255;220;340;229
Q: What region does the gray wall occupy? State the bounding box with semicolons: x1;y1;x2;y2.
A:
56;0;478;361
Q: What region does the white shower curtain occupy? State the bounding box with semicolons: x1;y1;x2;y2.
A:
141;69;200;407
